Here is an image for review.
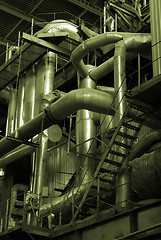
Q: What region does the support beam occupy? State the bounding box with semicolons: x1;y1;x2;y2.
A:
67;0;103;16
0;0;44;27
22;32;71;58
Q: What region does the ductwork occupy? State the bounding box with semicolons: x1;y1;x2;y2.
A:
130;148;161;199
70;32;123;78
126;129;161;163
0;88;114;158
150;0;161;77
40;185;86;217
5;89;17;136
71;33;151;83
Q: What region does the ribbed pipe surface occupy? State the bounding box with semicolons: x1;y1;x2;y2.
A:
150;0;161;77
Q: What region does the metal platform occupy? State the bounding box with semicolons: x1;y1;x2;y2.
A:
0;224;51;240
129;74;161;106
0;33;71;91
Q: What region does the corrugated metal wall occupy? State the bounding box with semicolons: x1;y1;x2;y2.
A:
46;139;76;201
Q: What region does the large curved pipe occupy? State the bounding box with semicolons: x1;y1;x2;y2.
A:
72;32;151;82
127;129;161;163
0;88;114;158
70;33;123;78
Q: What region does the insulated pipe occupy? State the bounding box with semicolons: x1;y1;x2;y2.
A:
125;129;161;164
150;0;161;77
24;66;36;123
90;57;114;81
74;33;151;82
97;85;115;94
34;133;48;195
40;185;86;217
15;76;25;129
0;88;114;158
76;68;97;186
5;89;17;136
70;33;123;78
114;40;129;209
33;52;55;194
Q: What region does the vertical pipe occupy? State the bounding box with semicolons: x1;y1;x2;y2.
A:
150;0;161;77
34;133;48;195
76;68;97;186
5;88;17;136
15;76;25;129
24;66;36;123
32;52;55;195
114;40;129;209
104;1;107;33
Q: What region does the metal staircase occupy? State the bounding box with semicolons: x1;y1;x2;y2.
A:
70;100;147;222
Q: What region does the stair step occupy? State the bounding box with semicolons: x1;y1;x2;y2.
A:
122;122;141;131
100;168;117;175
99;177;113;184
113;140;130;149
118;131;137;140
104;158;122;166
109;150;126;158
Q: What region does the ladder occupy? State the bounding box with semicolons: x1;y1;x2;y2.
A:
70;101;146;222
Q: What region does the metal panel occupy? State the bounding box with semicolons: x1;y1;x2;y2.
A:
47;140;76;200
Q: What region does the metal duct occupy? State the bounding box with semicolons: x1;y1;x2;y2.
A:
114;40;128;209
126;129;161;163
5;89;17;136
15;76;25;129
150;0;161;77
70;33;123;78
32;52;55;196
40;185;85;217
71;32;151;81
130;148;161;199
89;57;114;81
24;66;36;123
34;133;48;195
0;88;114;157
76;69;97;186
97;85;115;94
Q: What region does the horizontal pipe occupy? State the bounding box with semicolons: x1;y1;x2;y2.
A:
97;85;115;94
70;33;123;78
90;57;114;81
0;88;114;158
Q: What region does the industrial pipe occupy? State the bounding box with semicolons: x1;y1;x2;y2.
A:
71;32;151;82
76;69;97;186
70;32;123;78
0;88;114;157
150;0;161;77
126;129;161;163
5;89;17;136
